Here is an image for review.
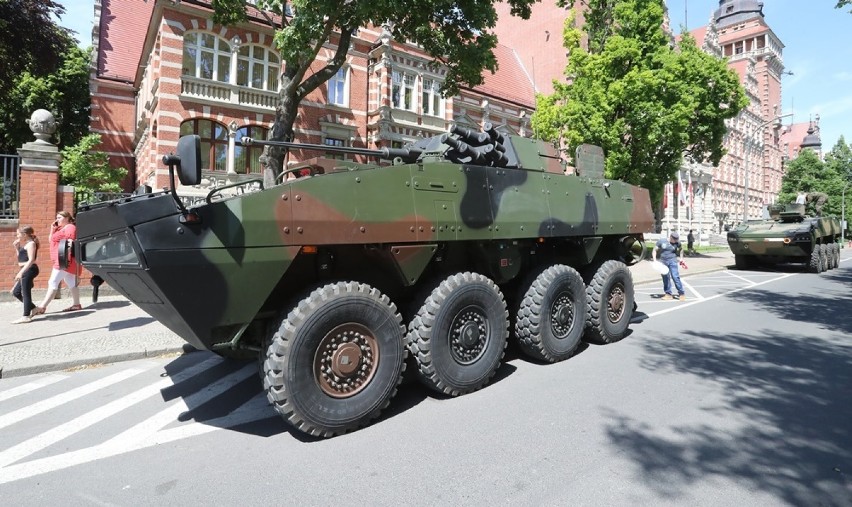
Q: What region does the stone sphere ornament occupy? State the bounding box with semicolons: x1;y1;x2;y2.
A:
28;109;58;143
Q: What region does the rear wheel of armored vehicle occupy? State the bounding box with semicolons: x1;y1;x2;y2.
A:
820;244;831;271
809;245;824;273
515;265;586;363
584;260;634;345
831;243;840;269
263;282;406;437
407;272;509;396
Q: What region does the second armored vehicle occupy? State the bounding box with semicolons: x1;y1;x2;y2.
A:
727;201;841;272
75;125;654;437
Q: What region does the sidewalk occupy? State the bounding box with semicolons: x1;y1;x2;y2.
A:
0;249;735;379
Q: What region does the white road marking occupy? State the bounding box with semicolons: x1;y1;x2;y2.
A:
0;368;147;431
0;362;259;485
681;279;703;300
723;270;756;284
0;374;67;403
646;272;797;317
0;356;222;468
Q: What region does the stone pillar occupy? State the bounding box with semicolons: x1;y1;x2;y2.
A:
17;109;63;289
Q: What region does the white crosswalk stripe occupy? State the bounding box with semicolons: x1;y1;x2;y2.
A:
0;374;66;403
0;358;265;485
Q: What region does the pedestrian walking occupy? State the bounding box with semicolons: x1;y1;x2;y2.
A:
687;229;695;256
652;231;686;301
32;210;82;315
10;226;40;324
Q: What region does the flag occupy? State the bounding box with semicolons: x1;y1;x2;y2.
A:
663;182;669;209
678;176;687;206
687;172;693;210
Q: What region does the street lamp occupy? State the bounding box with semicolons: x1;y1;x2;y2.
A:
743;112;793;222
843;182;850;247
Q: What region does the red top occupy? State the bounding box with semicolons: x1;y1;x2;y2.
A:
49;223;77;273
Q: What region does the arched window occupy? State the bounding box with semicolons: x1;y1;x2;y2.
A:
234;126;269;174
182;32;231;83
180;119;228;171
236;45;280;91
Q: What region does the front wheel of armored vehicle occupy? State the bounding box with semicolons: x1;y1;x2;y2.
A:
515;265;586;363
263;282;406;438
584;260;634;345
407;272;509;396
809;245;823;273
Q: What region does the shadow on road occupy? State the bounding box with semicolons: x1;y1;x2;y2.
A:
611;325;852;504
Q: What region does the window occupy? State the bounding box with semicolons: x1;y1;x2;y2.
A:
328;67;348;106
734;41;744;55
180;119;228;172
324;137;346;160
183;32;231;83
422;78;443;117
234;126;269;174
392;70;416;111
237;45;280;91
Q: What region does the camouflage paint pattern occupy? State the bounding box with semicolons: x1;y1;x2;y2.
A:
727;204;841;260
76;131;654;351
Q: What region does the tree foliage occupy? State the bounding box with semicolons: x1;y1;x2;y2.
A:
777;148;845;217
532;0;747;205
0;45;92;153
837;0;852;13
0;0;74;100
210;0;536;180
60;134;128;206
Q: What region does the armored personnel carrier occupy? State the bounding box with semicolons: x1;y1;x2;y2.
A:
727;201;841;272
75;124;654;437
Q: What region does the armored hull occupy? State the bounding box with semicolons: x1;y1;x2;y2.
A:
727;203;841;272
76;127;655;437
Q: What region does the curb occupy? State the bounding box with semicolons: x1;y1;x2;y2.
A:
0;344;198;379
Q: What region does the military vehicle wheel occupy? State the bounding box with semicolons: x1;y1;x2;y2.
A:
809;246;823;273
406;272;508;396
831;243;840;269
819;244;830;272
584;260;634;345
263;282;406;437
515;265;585;362
734;254;756;270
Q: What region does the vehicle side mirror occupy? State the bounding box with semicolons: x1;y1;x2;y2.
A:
175;135;201;185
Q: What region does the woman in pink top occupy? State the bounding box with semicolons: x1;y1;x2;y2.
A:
33;210;82;314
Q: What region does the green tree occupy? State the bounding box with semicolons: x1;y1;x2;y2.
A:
777;149;845;217
531;0;747;205
838;0;852;12
0;0;73;100
60;134;128;206
210;0;536;181
0;45;92;153
824;135;852;183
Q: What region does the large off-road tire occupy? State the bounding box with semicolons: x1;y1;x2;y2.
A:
263;282;406;438
809;245;823;273
515;265;586;363
734;254;756;270
584;260;634;345
406;272;509;396
819;244;829;272
831;243;840;269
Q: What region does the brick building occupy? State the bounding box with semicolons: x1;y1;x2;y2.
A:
91;0;537;198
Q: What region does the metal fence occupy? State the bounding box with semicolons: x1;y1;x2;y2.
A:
1;154;20;219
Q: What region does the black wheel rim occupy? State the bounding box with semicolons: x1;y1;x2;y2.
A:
449;304;489;365
313;323;379;398
549;291;575;339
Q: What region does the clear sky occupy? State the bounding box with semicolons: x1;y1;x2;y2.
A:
56;0;851;151
667;0;852;152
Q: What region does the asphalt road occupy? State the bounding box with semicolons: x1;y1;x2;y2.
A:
1;262;850;506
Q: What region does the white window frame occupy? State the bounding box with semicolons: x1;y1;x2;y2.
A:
183;32;231;83
236;44;280;91
392;70;417;112
422;78;444;117
328;67;349;107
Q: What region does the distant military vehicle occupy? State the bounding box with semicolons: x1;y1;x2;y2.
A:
727;198;841;272
75;124;654;437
